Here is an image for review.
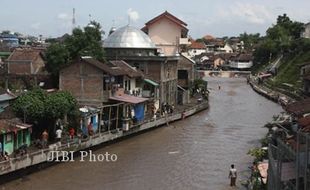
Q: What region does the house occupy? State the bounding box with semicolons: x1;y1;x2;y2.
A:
217;43;234;53
300;62;310;96
177;54;195;104
59;57;144;106
3;48;49;89
59;56;149;132
0;34;19;48
0;119;32;155
202;35;226;53
142;11;188;56
228;37;244;52
301;22;310;38
104;25;178;108
229;53;253;70
6;48;45;75
187;39;206;58
0;91;16;117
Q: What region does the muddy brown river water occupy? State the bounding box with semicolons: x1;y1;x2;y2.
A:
1;77;283;190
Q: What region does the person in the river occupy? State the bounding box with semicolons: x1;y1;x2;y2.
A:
228;164;237;186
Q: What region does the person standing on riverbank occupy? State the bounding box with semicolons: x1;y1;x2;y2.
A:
229;164;237;186
41;130;49;148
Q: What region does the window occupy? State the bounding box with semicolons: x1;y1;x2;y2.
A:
178;70;188;79
6;133;12;142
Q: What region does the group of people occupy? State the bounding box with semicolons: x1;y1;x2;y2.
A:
39;127;76;148
161;103;174;115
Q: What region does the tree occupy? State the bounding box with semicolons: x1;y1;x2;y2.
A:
45;43;70;86
239;32;261;51
12;89;78;136
12;88;46;122
64;20;105;61
253;14;306;68
46;20;105;86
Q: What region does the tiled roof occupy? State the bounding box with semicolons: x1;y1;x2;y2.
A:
81;57;125;76
7;48;43;62
203;35;215;41
82;57;143;78
144;11;188;30
0;119;32;134
110;60;143;78
189;40;206;49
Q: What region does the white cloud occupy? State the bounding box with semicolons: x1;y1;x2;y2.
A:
127;8;139;22
218;2;273;25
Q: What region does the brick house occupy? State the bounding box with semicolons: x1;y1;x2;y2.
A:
59;57;144;106
6;48;45;75
3;48;49;89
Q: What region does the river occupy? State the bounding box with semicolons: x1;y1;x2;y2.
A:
2;77;283;190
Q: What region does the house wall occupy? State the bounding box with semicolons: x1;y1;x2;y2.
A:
32;56;45;74
148;18;182;56
161;60;178;82
218;44;233;53
59;61;106;105
177;56;195;89
7;62;31;74
3;133;14;154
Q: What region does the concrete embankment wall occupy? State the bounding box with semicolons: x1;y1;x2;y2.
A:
0;102;208;178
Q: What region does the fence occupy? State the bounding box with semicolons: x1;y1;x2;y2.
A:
268;132;310;190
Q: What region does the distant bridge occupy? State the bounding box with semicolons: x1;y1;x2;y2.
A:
197;70;251;78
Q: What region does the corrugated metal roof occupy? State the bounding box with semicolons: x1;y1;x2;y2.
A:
144;79;158;86
0;93;16;102
110;94;148;104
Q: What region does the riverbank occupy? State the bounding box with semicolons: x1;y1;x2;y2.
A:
0;101;208;181
248;76;295;106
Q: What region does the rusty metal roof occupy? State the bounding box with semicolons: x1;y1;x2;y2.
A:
286;98;310;117
110;60;143;78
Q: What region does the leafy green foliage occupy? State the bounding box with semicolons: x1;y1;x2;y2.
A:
45;43;69;76
248;148;267;162
12;89;45;121
12;89;77;124
239;32;260;51
253;14;305;67
46;20;105;86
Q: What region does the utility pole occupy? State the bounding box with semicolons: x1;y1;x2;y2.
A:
72;8;76;31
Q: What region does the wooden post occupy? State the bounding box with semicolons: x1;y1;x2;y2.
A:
115;104;119;130
98;107;102;134
108;106;112;132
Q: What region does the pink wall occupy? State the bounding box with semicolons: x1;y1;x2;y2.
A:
147;18;182;56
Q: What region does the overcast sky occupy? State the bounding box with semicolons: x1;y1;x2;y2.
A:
1;0;310;39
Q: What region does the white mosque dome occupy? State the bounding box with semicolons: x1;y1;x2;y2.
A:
103;25;156;49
